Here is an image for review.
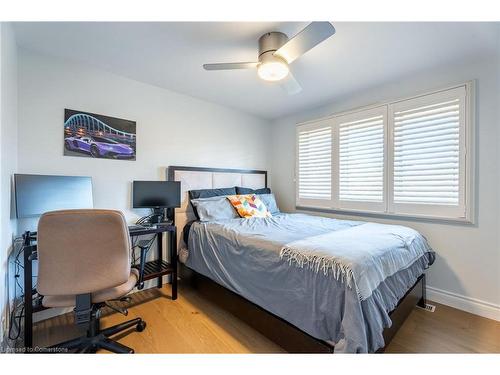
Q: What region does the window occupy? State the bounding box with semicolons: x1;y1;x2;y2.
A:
295;83;473;222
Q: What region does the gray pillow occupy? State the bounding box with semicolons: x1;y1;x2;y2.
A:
190;196;239;222
188;187;237;219
258;193;280;215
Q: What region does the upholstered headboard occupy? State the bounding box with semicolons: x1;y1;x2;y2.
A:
167;166;267;250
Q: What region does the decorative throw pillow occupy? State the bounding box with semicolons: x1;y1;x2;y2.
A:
235;186;271;195
226;194;271;218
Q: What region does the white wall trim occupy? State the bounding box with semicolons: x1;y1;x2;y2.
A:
427;286;500;322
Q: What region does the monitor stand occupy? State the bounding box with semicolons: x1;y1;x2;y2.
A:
150;207;165;224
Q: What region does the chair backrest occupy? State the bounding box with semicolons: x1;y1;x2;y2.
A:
37;209;132;296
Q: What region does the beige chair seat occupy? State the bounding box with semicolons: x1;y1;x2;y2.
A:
42;269;139;308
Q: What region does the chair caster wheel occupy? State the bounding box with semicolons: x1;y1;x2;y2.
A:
136;321;146;332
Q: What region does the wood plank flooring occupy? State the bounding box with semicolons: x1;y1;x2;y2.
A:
32;283;500;353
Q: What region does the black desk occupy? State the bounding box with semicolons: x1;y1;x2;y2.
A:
22;224;177;351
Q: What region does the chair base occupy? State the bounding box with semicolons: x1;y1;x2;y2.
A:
48;317;146;354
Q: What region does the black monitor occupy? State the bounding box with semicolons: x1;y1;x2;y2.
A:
14;174;93;218
132;181;181;209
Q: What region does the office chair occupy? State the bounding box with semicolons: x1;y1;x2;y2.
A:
37;209;146;353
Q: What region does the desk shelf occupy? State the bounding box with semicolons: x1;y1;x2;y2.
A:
132;259;173;282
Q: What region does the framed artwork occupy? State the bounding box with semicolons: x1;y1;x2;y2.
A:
63;109;136;160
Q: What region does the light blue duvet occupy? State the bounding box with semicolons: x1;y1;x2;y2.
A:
185;213;435;353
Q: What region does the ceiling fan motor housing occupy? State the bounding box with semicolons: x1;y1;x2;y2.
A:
258;32;289;57
203;23;335;94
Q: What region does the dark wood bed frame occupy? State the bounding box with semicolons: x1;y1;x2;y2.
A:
167;166;426;353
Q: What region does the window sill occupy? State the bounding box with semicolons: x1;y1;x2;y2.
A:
295;206;475;226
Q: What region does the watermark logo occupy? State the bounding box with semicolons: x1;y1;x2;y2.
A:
2;346;69;353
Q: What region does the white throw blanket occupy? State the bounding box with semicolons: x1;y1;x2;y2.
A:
280;222;433;300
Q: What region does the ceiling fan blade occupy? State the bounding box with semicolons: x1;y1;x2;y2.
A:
274;22;336;64
203;62;259;71
279;72;302;96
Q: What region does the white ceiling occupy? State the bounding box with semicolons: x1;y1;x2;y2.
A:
12;22;499;120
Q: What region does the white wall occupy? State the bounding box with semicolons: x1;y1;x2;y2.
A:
270;56;500;320
16;49;271;322
497;26;500;246
0;22;18;343
17;49;270;228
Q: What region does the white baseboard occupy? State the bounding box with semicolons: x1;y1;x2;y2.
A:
427;286;500;322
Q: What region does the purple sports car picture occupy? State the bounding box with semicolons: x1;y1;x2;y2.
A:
64;109;136;160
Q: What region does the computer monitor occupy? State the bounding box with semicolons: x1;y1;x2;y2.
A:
14;174;93;218
132;181;181;209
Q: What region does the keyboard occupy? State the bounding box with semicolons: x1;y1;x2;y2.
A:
128;225;147;231
128;221;173;232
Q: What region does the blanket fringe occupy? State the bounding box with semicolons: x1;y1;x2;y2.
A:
280;247;363;300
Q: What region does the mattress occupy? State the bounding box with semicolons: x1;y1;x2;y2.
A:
183;213;434;353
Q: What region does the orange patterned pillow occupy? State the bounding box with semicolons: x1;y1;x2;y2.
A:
226;194;271;218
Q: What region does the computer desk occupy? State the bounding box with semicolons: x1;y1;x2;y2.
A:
22;224;177;351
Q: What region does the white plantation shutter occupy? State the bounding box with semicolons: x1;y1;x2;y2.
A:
296;122;332;207
393;100;460;204
336;107;386;211
296;83;472;222
389;86;468;218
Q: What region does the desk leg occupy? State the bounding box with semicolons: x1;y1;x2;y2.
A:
157;232;163;288
170;230;177;300
23;246;33;352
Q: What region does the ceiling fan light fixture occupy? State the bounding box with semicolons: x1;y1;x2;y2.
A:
203;22;336;93
257;59;289;82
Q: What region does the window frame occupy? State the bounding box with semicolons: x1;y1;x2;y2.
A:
295;81;475;223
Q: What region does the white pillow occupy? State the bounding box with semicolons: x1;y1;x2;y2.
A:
258;193;280;215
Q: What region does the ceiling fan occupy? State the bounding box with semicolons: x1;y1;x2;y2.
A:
203;22;336;95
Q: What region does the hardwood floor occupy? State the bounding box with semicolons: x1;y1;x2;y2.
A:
33;283;500;353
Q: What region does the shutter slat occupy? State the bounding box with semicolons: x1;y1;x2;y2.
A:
340;126;383;138
340;134;384;146
298;144;331;152
394;172;457;178
395;101;458;118
394;117;459;132
395;180;458;186
395;150;458;161
340;149;383;158
394;139;458;152
394;133;459;147
395;157;458;166
395;110;459;126
394;125;459;140
395;191;458;198
394;99;459;117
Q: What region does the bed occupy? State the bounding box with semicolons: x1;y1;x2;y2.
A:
167;166;435;353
